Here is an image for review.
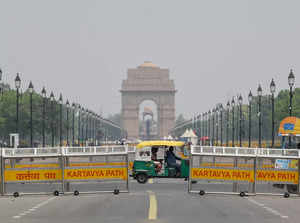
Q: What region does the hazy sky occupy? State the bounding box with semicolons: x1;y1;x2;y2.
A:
1;0;300;118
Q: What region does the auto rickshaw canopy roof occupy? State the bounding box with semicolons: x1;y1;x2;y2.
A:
136;140;185;149
278;116;300;136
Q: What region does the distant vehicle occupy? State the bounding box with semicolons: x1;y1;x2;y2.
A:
132;140;190;183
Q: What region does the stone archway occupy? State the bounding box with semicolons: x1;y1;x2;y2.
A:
120;62;176;139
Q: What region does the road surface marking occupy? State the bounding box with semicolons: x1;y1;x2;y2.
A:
11;197;56;220
147;190;157;220
247;198;288;219
149;178;153;184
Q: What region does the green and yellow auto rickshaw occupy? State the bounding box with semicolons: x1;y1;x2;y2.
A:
132;140;190;184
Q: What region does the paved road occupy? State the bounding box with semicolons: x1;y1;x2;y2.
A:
0;179;299;223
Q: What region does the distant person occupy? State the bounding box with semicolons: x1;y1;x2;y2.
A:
166;146;181;174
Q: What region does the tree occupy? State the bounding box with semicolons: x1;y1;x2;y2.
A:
175;114;186;126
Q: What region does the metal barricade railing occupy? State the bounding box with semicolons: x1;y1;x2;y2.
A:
0;146;129;197
189;146;300;197
255;149;300;196
62;146;129;195
1;147;63;196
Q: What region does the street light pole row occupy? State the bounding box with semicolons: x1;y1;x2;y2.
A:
177;69;295;148
0;70;124;147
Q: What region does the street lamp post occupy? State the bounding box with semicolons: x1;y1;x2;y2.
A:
0;69;2;97
15;73;21;135
208;110;211;146
238;95;243;147
28;82;34;147
231;98;235;147
78;105;81;146
81;107;85;146
50;92;55;147
199;114;202;145
41;87;46;147
226;101;230;147
59;94;63;147
270;79;276;148
288;69;295;147
215;107;219;146
232;97;237;192
202;112;207;145
66;100;70;146
219;104;223;146
212;109;215;146
85;109;89;145
248;91;253;147
72;103;75;146
257;84;263;148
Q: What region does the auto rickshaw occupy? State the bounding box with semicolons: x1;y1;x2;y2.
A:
132;140;190;183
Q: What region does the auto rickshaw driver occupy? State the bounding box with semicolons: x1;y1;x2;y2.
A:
166;146;182;175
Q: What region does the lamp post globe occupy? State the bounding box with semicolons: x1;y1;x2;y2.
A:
270;78;276;94
28;81;34;94
257;84;263;97
15;73;21;89
288;69;295;88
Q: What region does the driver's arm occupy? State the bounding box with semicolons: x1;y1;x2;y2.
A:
175;154;181;160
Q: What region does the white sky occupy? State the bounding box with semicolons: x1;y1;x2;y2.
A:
1;0;300;118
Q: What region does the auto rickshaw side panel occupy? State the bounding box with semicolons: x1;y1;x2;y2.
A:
133;160;156;177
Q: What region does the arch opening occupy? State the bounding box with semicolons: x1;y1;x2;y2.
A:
139;100;158;140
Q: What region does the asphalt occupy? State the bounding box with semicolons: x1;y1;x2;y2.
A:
0;179;299;223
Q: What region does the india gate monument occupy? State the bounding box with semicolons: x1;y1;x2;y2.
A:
121;62;176;140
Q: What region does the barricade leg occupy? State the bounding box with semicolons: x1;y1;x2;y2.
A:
251;158;257;194
0;156;4;196
65;157;70;192
126;154;129;192
61;156;65;194
232;158;238;192
298;159;300;195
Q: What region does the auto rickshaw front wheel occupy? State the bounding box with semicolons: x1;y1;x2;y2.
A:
136;173;148;184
